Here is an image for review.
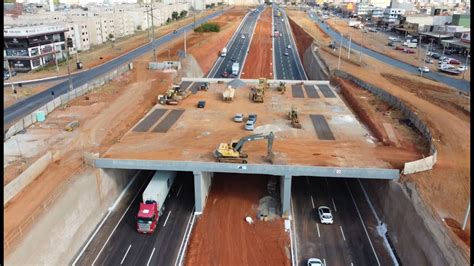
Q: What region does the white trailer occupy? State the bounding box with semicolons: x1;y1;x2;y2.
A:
232;62;239;75
223;86;235;101
142;171;176;216
221;47;227;57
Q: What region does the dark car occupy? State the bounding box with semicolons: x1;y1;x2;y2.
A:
231;57;237;62
387;42;394;47
248;113;257;123
197;100;206;108
431;53;441;59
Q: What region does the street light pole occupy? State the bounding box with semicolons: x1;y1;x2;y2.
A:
337;34;343;70
462;49;469;80
347;32;352;59
150;2;156;62
184;29;187;58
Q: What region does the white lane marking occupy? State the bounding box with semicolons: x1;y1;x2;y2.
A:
332;198;337;212
146;247;156;266
351;262;354;266
345;181;381;266
306;176;310;185
163;210;172;227
176;206;196;266
357;179;380;223
310;195;315;209
176;184;183;198
316;223;321;238
91;173;150;266
120;244;132;265
340;225;346;241
323;258;326;266
73;171;141;265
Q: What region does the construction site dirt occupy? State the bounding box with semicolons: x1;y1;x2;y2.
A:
241;7;274;79
287;9;470;253
103;81;421;168
185;173;291;266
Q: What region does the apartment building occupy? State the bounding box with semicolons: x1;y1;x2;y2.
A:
383;8;405;25
4;25;67;72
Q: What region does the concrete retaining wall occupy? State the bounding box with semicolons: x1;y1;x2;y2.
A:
4;62;133;142
194;171;213;214
333;70;437;174
302;44;330;80
5;168;138;265
4;151;53;205
365;180;469;265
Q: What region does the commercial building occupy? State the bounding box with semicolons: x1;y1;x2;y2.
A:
382;8;405;25
4;25;67;72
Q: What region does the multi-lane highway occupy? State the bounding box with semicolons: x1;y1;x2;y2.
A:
208;6;264;78
74;171;194;266
292;177;394;266
4;10;225;126
273;4;306;80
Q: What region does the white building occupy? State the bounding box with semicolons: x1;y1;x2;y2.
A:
383;8;405;24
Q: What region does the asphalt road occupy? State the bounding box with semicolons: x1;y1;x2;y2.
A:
207;5;264;78
4;10;225;126
273;4;307;80
292;177;394;266
308;10;470;93
74;171;195;266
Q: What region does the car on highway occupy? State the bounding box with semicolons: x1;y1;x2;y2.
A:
307;258;324;266
234;113;244;122
287;45;291;49
244;120;255;131
284;52;289;56
318;206;333;224
241;34;245;39
221;71;229;78
231;57;237;62
418;66;430;72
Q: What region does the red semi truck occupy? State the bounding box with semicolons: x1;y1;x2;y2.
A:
136;171;176;234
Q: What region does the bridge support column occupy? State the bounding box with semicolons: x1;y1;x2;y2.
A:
280;174;292;218
193;171;213;215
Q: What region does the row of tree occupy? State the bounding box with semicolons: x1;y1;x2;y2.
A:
166;10;188;24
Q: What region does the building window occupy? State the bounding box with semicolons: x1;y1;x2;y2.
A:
83;39;86;42
32;59;41;67
30;48;39;56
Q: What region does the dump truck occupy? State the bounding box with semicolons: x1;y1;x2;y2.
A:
199;82;209;91
288;106;302;128
232;62;240;76
214;132;274;163
221;47;227;57
136;171;176;234
223;85;235;101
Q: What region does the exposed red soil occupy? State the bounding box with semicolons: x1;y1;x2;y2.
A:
186;174;291;265
241;7;273;79
287;16;314;61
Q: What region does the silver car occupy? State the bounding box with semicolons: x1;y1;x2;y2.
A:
308;258;324;266
318;206;333;224
234;113;244;122
244;120;254;131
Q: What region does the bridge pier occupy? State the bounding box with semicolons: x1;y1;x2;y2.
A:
193;171;213;214
280;174;292;218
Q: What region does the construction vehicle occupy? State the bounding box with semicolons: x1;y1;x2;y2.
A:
136;171;176;234
223;85;235;101
232;62;240;76
64;120;80;131
214;132;274;164
288;106;302;128
258;78;269;91
249;86;264;102
157;84;191;105
220;47;227;57
277;81;286;93
199;82;209;91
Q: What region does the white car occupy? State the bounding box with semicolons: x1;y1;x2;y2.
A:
284;52;289;56
457;65;468;72
245;120;255;131
418;66;430;72
307;258;324;266
318;206;333;224
234;113;244;122
241;34;245;39
287;44;291;49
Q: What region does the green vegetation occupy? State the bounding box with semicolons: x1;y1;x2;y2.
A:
193;22;220;33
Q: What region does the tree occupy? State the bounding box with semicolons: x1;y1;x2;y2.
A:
172;11;179;20
108;33;114;41
179;10;187;19
136;25;142;31
166;17;172;24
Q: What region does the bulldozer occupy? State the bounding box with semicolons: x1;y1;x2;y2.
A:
214;132;274;164
288;106;302;128
249;86;264;103
277;81;286;94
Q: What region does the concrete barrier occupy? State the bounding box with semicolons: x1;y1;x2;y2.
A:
4;62;132;142
181;77;330;86
333;70;437;174
4;151;53;205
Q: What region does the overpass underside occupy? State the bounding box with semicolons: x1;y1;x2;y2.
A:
94;159;399;216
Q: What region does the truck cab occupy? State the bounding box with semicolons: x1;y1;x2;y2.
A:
136;201;159;233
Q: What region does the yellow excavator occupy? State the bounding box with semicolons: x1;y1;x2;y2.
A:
288;106;302;128
277;81;286;94
214;132;274;163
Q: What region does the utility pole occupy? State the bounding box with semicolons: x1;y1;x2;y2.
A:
184;29;187;58
462;49;469;80
337;34;343;70
359;35;363;63
150;2;156;62
5;59;15;95
417;35;422;60
347;32;352;59
65;38;74;94
54;46;60;72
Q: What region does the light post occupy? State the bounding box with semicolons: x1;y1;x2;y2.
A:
347;32;352;59
337;34;343;70
359;32;364;63
462;49;469;80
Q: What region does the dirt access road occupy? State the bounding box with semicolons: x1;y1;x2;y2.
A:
241;7;273;79
186;174;291;265
288;9;470;255
324;17;471;82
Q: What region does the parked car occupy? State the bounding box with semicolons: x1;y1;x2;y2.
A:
457;65;468;72
197;100;206;108
318;206;333;224
234;113;244;122
387;42;395;47
418;66;430;72
431;53;441;59
388;36;401;42
395;46;404;51
404;48;415;54
368;27;377;32
244;120;255;131
307;258;324;266
248;113;257;123
424;58;434;64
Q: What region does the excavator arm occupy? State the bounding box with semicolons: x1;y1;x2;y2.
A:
234;132;274;157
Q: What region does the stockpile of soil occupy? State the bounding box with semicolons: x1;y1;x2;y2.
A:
186;174;290;265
